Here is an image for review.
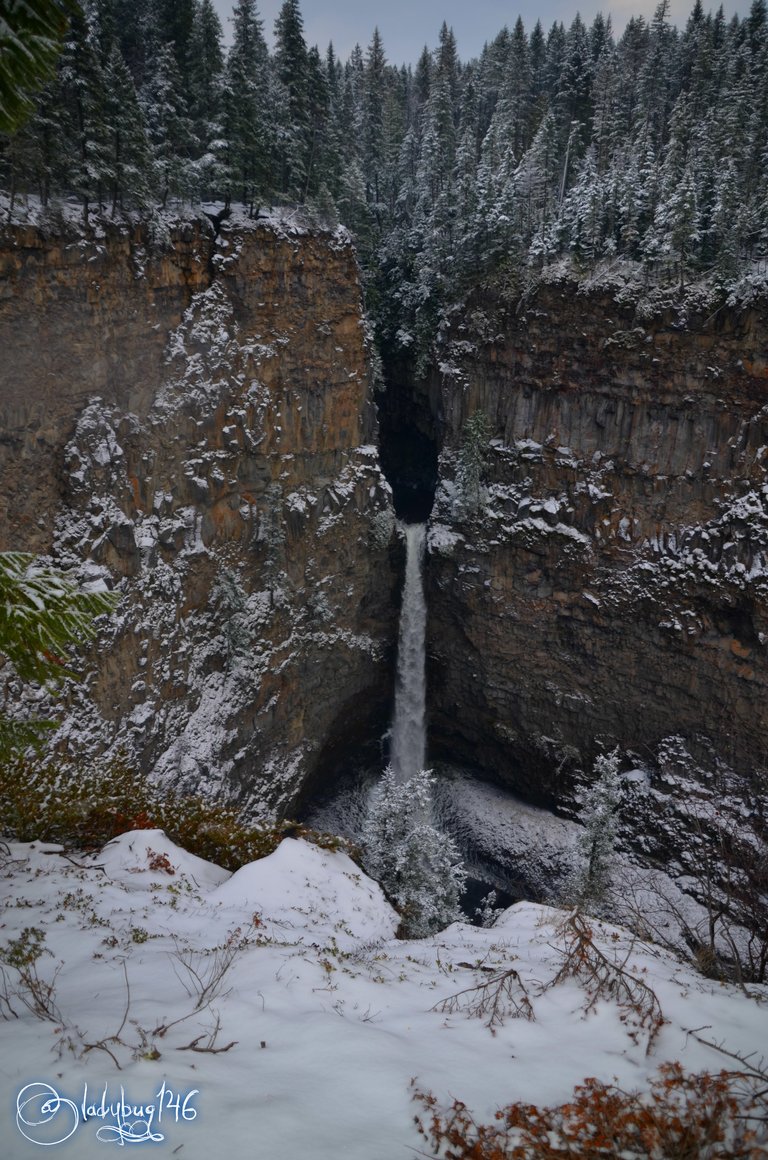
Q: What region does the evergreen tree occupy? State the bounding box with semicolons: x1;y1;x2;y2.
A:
559;13;594;140
112;0;152;88
571;748;623;912
638;0;679;155
362;29;387;211
274;0;310;198
305;44;331;200
320;42;345;200
222;0;270;212
529;20;548;117
558;146;606;266
361;766;466;938
1;74;64;209
514;108;560;254
57;7;111;221
104;43;152;212
189;0;224;138
453;71;482;273
457;410;492;516
142;38;197;207
156;0;196;99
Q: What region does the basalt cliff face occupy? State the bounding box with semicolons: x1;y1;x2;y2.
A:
424;279;768;828
3;214;768;837
0;215;398;817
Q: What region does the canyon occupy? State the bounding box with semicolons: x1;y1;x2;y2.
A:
1;213;767;853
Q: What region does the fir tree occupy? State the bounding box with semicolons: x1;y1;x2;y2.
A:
222;0;271;212
362;27;386;203
57;7;111;222
571;748;623;912
274;0;310;198
141;40;196;207
361;767;466;939
103;43;152;213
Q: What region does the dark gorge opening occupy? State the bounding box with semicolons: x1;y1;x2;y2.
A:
376;359;440;523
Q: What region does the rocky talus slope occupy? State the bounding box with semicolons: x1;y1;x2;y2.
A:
0;214;398;817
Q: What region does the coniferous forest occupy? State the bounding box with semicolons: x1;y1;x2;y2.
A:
2;0;768;362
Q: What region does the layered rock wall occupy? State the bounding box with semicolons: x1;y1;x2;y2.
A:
426;280;768;809
0;219;211;550
0;215;398;817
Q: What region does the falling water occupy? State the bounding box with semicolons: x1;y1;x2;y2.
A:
390;522;428;783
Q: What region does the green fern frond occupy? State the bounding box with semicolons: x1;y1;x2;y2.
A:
0;551;118;686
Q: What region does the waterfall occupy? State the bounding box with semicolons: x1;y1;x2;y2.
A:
390;522;428;783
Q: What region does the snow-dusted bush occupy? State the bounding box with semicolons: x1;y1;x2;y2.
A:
361;766;466;938
414;1060;768;1159
0;753;350;871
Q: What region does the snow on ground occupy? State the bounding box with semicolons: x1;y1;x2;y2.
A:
1;832;766;1159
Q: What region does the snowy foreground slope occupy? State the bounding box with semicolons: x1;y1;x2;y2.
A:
1;834;766;1158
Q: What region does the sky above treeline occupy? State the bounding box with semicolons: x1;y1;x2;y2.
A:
212;0;750;63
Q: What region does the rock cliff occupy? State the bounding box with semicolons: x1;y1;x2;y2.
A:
3;209;767;848
0;213;398;818
424;276;768;827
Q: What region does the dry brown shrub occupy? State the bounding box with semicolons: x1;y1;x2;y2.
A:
413;1062;768;1159
432;966;534;1031
547;911;666;1054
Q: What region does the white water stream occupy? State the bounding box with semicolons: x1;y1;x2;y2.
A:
390;522;428;783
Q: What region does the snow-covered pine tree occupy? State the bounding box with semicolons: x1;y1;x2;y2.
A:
362;28;386;213
222;0;271;213
57;7;112;223
188;0;225;198
103;44;152;214
274;0;310;198
141;39;196;208
571;748;623;911
361;766;466;939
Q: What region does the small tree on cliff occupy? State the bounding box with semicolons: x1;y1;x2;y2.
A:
456;410;492;517
0;552;117;759
570;747;623;912
362;766;466;938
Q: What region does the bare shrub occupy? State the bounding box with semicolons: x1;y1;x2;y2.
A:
546;911;666;1054
169;923;259;1012
0;927;62;1022
432;967;535;1031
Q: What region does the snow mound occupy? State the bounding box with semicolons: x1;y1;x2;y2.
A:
211;837;398;945
96;827;230;890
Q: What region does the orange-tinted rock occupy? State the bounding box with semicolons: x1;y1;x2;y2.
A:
0;215;398;816
426;276;768;804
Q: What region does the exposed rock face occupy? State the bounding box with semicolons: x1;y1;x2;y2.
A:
0;215;398;818
425;278;768;814
0;218;211;551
